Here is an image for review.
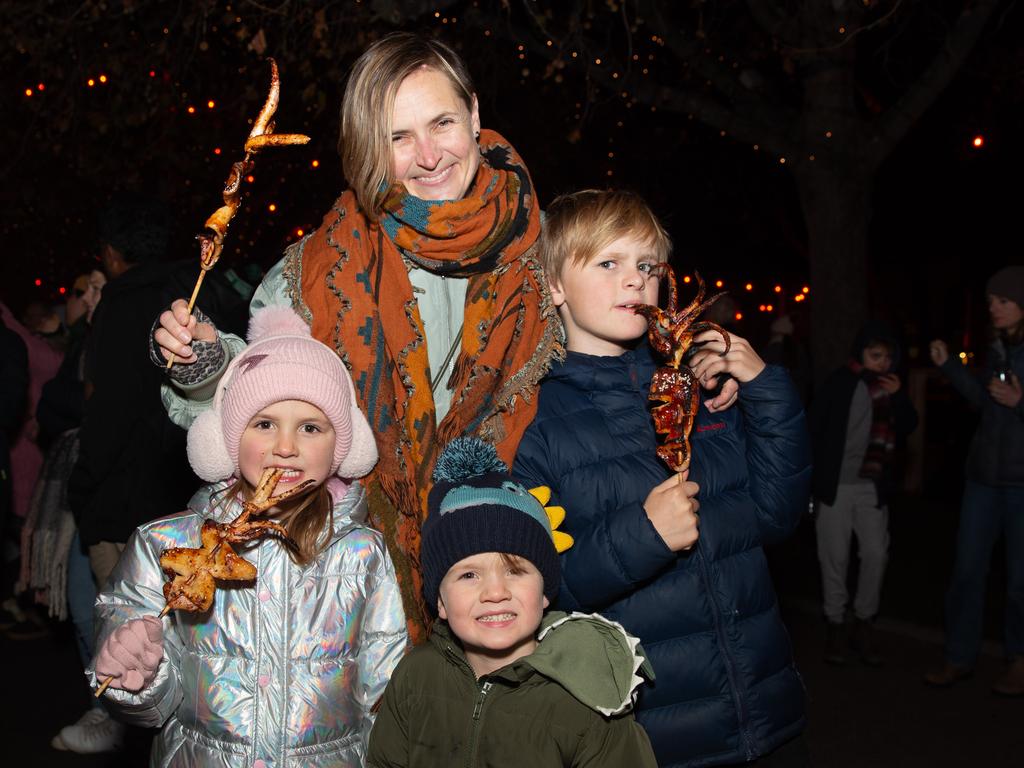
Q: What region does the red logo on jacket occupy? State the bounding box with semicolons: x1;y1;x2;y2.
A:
696;421;726;433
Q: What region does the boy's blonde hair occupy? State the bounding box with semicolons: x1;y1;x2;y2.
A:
339;32;476;221
540;189;672;279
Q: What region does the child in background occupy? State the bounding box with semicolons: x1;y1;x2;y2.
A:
89;306;407;767
809;321;918;666
513;190;812;767
368;437;657;767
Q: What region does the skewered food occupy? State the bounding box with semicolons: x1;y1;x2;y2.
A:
167;58;310;369
159;468;310;612
633;267;731;472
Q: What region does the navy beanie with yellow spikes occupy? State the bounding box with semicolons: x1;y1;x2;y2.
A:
422;437;562;614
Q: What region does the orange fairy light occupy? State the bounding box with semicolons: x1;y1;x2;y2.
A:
766;304;774;312
734;312;743;321
773;285;782;293
311;159;319;168
715;279;724;288
246;175;255;183
745;283;753;291
682;275;692;283
99;74;108;83
37;83;45;91
213;148;222;155
802;286;809;294
296;228;305;237
187;105;196;114
87;78;96;87
24;88;33;97
972;135;984;148
207;100;216;109
268;203;277;212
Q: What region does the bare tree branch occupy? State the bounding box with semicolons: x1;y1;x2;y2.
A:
872;0;1001;165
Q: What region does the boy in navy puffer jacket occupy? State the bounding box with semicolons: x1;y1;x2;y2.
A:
514;190;812;767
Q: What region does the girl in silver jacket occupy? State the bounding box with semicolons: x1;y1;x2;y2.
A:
88;307;407;767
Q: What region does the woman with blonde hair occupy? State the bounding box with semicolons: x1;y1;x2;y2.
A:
153;33;562;640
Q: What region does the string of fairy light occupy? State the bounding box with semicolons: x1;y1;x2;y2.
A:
18;5;992;305
21;57;323;297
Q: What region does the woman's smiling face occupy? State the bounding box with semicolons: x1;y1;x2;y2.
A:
390;66;481;202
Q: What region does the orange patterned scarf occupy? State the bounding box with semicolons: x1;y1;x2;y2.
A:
285;130;562;640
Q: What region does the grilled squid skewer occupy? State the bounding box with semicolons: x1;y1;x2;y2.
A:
94;468;312;697
166;58;310;369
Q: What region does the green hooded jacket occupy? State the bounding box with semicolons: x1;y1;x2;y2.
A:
367;611;657;768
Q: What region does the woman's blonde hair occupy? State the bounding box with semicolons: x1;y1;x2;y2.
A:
540;189;672;280
339;32;476;220
215;479;334;567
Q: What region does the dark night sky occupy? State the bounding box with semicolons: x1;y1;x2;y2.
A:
3;1;1020;358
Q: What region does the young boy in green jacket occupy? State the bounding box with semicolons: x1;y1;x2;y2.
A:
367;437;657;768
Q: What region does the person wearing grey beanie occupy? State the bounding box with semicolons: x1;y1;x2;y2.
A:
926;266;1024;696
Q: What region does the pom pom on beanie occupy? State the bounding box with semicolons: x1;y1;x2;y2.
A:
421;437;560;613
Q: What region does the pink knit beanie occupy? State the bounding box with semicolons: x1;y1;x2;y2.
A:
187;306;378;483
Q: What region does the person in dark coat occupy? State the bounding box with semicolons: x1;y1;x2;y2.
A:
67;195;248;593
808;321;918;666
924;266;1024;696
513;190;812;768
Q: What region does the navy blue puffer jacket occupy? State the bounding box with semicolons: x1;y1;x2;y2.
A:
513;346;811;767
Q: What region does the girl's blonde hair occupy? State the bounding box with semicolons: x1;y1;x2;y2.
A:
339;32;476;220
216;480;334;567
540;189;672;280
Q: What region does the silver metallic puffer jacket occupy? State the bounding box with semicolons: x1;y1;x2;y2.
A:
88;478;407;768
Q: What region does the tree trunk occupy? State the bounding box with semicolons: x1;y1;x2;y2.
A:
794;161;870;387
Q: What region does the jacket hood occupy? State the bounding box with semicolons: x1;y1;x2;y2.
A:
850;320;902;370
431;610;654;716
530;611;654;715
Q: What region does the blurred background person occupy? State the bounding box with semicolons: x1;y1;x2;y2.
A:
924;266;1024;696
809;321;918;666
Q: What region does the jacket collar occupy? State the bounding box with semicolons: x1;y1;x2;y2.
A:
546;343;655;391
428;611;653;715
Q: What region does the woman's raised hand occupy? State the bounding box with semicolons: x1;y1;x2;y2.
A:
155;299;218;364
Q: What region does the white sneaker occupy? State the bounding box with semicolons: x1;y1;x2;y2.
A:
51;708;125;753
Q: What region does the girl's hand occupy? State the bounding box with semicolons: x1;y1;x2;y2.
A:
689;330;766;387
929;339;949;367
95;616;164;693
154;299;217;364
988;373;1023;408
